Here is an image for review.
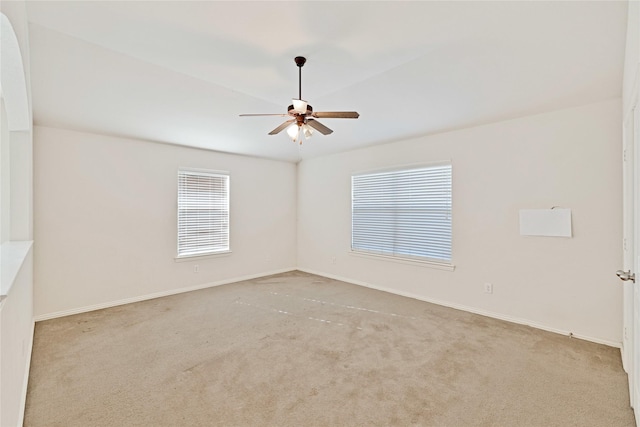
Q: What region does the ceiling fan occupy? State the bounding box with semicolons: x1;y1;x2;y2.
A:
239;56;359;144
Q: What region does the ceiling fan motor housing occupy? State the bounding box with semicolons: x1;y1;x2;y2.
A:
288;103;313;115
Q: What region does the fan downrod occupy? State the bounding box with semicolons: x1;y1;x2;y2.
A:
294;56;306;100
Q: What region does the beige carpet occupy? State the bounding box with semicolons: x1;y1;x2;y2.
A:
25;271;635;426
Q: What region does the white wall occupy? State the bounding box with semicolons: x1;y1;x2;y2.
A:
9;129;32;241
298;99;622;345
0;247;33;427
33;126;297;318
1;97;10;243
623;0;639;114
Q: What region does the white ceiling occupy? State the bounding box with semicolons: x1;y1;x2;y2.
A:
25;1;628;163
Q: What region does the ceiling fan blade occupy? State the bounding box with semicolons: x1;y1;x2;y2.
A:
306;119;333;135
292;99;308;114
313;111;359;119
268;119;296;135
240;113;289;117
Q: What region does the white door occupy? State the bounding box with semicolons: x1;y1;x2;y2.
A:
634;105;640;425
621;105;634;400
621;101;640;426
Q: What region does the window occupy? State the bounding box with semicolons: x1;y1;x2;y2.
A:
177;169;229;258
351;163;452;264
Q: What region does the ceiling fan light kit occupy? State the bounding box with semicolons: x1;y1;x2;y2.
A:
240;56;359;145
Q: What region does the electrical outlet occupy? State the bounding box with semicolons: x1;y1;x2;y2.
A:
483;283;493;294
194;265;199;273
331;256;336;264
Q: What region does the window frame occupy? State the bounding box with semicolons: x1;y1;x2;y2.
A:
350;162;454;270
176;168;230;260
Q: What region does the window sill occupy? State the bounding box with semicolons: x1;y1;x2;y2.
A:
349;250;455;271
1;240;33;299
174;250;232;262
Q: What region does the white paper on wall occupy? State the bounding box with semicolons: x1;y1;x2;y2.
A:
519;208;572;237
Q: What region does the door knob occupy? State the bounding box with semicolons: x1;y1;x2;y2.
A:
616;270;636;282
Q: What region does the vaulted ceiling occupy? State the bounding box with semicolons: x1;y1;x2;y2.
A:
26;1;627;163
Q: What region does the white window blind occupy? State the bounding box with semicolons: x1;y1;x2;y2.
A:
177;170;229;257
351;164;452;263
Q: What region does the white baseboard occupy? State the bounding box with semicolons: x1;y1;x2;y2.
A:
34;267;297;322
18;318;35;427
33;266;621;349
298;267;622;349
